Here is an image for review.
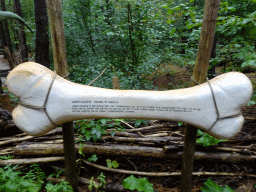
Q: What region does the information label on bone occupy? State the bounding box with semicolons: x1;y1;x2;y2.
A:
71;100;201;113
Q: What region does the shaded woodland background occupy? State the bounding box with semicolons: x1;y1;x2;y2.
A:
1;0;256;192
1;0;256;90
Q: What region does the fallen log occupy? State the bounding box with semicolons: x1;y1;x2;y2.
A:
0;135;34;146
15;143;169;158
108;136;183;144
0;156;64;165
105;131;139;137
124;124;175;133
14;143;256;162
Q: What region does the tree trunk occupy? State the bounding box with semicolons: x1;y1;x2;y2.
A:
14;0;28;62
181;1;221;192
208;33;218;78
0;21;6;48
34;0;50;68
128;3;136;71
1;0;13;55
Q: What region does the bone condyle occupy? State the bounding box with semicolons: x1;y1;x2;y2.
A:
7;62;253;139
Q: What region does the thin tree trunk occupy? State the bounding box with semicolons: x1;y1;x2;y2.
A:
0;21;6;48
78;0;95;55
14;0;28;62
81;16;95;54
1;0;13;55
128;3;136;71
208;33;218;78
34;0;50;68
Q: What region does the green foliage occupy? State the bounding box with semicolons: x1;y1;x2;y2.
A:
0;164;41;192
0;11;33;32
106;159;119;168
24;164;46;187
88;177;98;191
45;180;73;192
135;119;148;127
0;155;14;160
178;122;184;126
87;154;98;162
2;87;18;105
122;175;154;192
201;179;234;192
196;130;227;146
2;0;255;90
75;119;125;142
248;90;256;106
88;172;106;192
0;164;73;192
50;169;64;179
97;172;106;188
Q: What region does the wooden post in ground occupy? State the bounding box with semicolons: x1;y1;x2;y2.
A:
180;1;220;191
46;0;78;191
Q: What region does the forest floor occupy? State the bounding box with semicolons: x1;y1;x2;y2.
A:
1;64;256;192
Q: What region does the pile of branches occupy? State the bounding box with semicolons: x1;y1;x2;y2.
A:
1;106;256;191
1;117;256;169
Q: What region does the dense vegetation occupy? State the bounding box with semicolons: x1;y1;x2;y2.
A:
2;0;256;89
1;0;256;191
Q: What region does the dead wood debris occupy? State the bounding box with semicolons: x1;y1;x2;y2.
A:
1;117;256;190
1;121;256;162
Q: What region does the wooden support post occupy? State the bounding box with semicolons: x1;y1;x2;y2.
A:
46;0;78;191
180;1;220;191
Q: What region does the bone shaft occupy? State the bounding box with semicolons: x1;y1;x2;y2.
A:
51;81;214;129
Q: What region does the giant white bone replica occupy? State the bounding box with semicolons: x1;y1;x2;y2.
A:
7;62;253;139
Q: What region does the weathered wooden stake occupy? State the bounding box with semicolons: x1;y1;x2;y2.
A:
46;0;78;191
180;1;221;191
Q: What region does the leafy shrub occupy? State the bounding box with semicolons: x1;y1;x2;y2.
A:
0;164;73;192
122;175;154;192
106;159;119;168
201;179;234;192
196;130;227;147
75;119;125;142
45;180;73;192
0;164;41;192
